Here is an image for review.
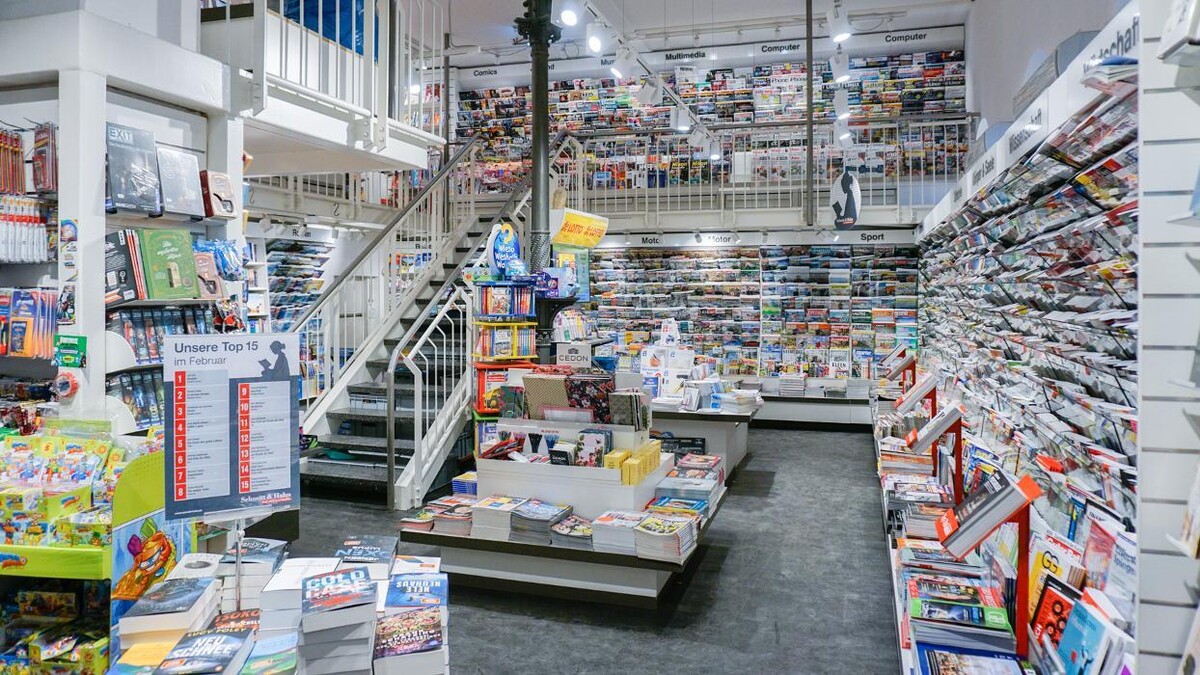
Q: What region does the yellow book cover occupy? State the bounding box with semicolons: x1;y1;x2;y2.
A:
604;451;629;470
116;641;175;668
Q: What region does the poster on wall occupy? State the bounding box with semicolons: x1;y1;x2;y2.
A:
163;333;301;521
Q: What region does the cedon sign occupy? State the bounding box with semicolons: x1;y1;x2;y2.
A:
550;208;609;248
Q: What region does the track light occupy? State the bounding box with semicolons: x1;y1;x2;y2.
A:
694;231;702;243
611;45;637;80
586;22;608;53
688;127;707;148
708;139;722;161
827;1;852;43
834;121;853;149
834;90;850;121
830;47;850;84
670;106;690;131
636;76;662;105
554;0;581;27
409;82;421;95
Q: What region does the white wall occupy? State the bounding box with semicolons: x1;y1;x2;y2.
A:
966;0;1126;128
0;0;198;50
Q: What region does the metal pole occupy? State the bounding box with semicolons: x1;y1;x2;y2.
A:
516;0;560;272
805;0;815;226
442;32;452;165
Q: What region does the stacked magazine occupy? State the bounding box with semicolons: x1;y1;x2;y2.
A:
634;513;699;563
592;510;646;555
470;495;528;541
510;499;573;545
550;515;594;550
431;497;475;536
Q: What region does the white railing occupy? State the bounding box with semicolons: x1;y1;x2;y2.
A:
204;0;445;141
291;138;479;407
246;147;442;213
389;285;472;509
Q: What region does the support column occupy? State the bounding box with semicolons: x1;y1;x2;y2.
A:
56;69;109;417
515;0;560;272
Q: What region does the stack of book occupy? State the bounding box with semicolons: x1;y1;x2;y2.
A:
451;471;478;496
778;373;805;396
258;557;341;637
711;390;760;414
300;568;379;675
166;552;223;583
240;632;302;674
592;510;646;555
509;499;573;545
431;497;476;536
634;513;699;563
333;534;398;581
216;537;288;612
883;477;954;537
550;515;593;550
655;474;720;503
117;577;220;649
375;573;449;675
470;495;528;541
905;572;1015;653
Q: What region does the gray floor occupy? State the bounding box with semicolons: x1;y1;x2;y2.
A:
293;428;899;674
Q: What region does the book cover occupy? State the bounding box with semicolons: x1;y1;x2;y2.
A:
193;252;225;300
333;535;399;564
220;538;288;568
1031;575;1081;648
152;628;252;674
107;123;162;213
105;230;141;305
238;632;299;675
208;609;260;632
384;573;448;608
124;578;214;619
301;568;376;615
373;606;443;658
112;641;176;674
908;597;1012;632
167;553;223;580
914;644;1033;675
156;146;205;217
139;229;199;300
391;556;441;574
1055;602;1115;675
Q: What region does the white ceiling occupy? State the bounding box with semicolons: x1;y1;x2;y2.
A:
445;0;971;68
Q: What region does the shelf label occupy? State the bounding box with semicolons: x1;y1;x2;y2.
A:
163;334;300;521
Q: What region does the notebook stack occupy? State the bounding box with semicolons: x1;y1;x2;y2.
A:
591;510;646;555
634;513;699;563
550;515;593;550
470;496;527;541
300;567;379;675
333;534;398;581
117;577;220;649
216;537;288;612
258;557;341;638
430;496;476;536
451;471;478;497
510;499;573;545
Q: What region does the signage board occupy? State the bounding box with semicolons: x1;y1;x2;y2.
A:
551;208;609;248
164;334;301;521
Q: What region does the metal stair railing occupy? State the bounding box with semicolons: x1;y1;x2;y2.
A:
386;132;573;509
289;137;481;411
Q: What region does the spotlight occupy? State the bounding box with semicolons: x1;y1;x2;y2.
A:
688;127;707;148
827;1;852;43
611;45;637;80
624;233;632;245
670;107;690;131
409;83;421;95
636;76;662;105
694;231;703;243
708;139;722;161
586;22;607;53
554;0;581;26
835;90;851;121
734;231;742;244
830;47;850;84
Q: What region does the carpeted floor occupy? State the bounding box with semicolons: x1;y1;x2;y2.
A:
293;428;899;674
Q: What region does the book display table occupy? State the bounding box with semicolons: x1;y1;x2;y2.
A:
650;407;759;480
401;490;726;608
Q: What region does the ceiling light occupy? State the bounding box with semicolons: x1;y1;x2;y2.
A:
831;47;850;84
708;140;722;161
554;0;581;26
611;45;637;80
586;22;607;53
409;83;421;95
834;90;850;121
827;1;852;43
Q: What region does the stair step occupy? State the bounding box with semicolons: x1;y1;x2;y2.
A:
327;407;416;421
317;434;415;454
366;358;468;372
301;458;402;490
348;382;448;397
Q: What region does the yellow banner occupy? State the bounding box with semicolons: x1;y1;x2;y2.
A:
551;208;609;248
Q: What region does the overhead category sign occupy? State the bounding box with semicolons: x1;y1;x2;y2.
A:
551;208;609;248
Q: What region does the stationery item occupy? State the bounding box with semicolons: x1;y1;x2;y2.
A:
521;374;570;420
565;372;615;423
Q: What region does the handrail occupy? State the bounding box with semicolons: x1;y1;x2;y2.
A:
291;136;480;329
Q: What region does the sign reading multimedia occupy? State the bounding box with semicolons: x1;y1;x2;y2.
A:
164;334;301;521
596;228;916;248
455;26;964;87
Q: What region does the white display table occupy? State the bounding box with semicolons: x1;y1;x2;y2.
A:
650;406;759;480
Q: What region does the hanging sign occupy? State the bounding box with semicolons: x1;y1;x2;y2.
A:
486;222;522;276
550;208;609;248
831;171;862;229
163;334;301;521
